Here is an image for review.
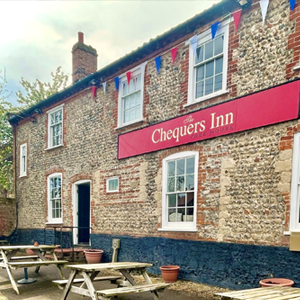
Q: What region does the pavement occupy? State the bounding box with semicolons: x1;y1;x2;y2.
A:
0;265;227;300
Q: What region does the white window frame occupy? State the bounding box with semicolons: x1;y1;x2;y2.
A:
159;151;199;232
47;173;63;224
187;19;230;106
106;177;119;193
117;62;146;128
47;104;64;149
290;132;300;231
20;143;27;177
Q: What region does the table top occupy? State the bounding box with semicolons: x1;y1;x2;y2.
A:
0;245;58;251
215;286;300;299
65;262;152;271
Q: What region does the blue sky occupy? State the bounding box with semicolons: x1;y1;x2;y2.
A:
0;0;221;106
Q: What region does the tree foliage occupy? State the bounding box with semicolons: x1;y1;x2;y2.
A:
16;66;68;108
0;67;68;191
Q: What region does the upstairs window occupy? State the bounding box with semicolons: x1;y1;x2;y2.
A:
160;151;199;232
20;143;27;177
187;21;229;105
47;105;63;149
118;63;146;127
47;173;62;223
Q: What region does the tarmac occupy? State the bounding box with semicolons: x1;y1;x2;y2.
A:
0;264;227;300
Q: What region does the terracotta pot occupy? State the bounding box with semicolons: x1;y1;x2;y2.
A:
84;249;103;264
259;278;294;287
160;265;180;283
26;241;39;255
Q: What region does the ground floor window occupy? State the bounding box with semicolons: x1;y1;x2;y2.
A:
160;151;199;231
47;173;62;223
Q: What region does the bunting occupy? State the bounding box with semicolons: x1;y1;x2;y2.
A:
155;56;161;74
91;86;97;102
259;0;269;25
189;35;198;55
211;21;219;39
102;82;106;94
290;0;296;10
171;47;177;64
114;77;119;91
126;71;131;85
233;10;242;31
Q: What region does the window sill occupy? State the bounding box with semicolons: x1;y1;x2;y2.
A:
19;174;27;178
44;144;64;151
158;227;197;232
45;222;63;225
115;119;145;130
185;90;229;108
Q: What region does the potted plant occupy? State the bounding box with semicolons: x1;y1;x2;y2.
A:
84;249;103;264
259;278;294;287
160;265;180;283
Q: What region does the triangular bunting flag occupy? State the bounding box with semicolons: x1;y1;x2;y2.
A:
102;82;106;94
290;0;296;10
114;77;119;91
233;10;242;31
171;47;177;64
91;86;97;102
126;71;131;85
189;35;198;55
260;0;269;25
155;56;161;74
211;21;220;39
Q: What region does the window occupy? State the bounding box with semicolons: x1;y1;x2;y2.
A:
20;143;27;177
187;20;229;105
107;177;119;192
47;173;62;223
47;105;64;149
159;151;199;231
290;132;300;231
117;63;146;127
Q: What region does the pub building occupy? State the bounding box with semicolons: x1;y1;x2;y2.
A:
7;0;300;288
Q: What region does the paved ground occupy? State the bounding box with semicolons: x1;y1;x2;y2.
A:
0;265;228;300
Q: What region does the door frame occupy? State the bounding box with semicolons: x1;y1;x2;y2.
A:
72;179;91;245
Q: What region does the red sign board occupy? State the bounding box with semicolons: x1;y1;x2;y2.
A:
118;81;300;159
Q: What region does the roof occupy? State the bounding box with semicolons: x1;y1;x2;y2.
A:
9;0;241;125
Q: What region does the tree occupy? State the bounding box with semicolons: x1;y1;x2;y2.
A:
16;66;68;108
0;67;68;191
0;70;14;191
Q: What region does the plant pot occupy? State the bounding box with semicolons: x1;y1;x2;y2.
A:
26;241;39;255
84;249;103;264
259;278;294;287
160;265;180;283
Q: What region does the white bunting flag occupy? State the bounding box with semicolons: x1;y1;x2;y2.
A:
189;35;198;55
102;82;106;94
260;0;269;25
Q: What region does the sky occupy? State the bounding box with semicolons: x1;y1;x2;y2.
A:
0;0;221;106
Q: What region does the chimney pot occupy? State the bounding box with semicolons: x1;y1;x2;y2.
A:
78;32;84;44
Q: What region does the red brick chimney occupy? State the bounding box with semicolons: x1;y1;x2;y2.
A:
72;32;98;83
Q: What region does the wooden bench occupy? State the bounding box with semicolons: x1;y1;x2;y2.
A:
96;283;170;298
52;275;122;290
10;255;39;260
7;260;69;269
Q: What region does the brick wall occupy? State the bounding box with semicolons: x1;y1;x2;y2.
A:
0;197;16;237
12;0;300;247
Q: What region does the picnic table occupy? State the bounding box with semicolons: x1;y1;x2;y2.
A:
55;261;170;300
215;286;300;299
0;244;68;295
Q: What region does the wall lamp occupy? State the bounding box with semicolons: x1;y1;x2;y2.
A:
237;0;251;8
34;108;43;115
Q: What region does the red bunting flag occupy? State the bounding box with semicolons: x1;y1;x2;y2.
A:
171;47;177;64
233;10;242;31
126;71;131;85
91;86;97;102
